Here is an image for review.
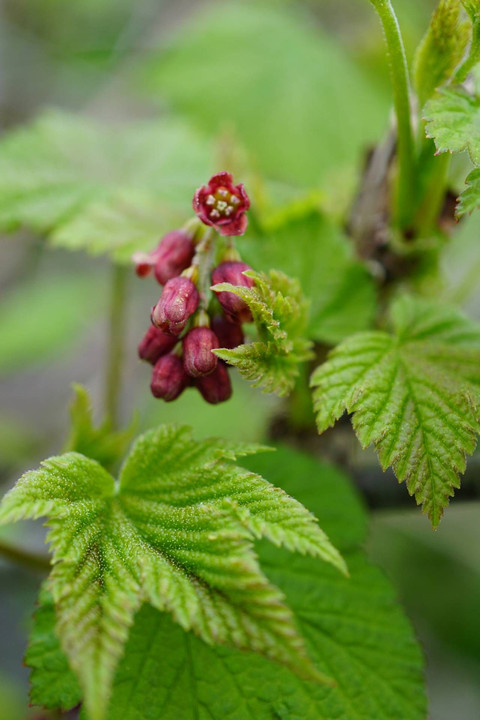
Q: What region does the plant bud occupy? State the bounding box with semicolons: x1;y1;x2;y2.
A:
151;276;200;335
138;325;177;365
132;230;194;282
211;314;244;349
150;354;189;401
196;362;232;404
211;261;255;323
183;327;219;377
153;230;195;285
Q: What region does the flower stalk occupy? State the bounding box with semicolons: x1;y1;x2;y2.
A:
369;0;417;229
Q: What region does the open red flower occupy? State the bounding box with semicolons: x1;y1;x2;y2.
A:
193;172;250;236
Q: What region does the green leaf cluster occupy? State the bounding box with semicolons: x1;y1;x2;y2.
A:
213;270;313;396
27;447;426;720
0;425;344;720
0;110;212;262
311;295;480;527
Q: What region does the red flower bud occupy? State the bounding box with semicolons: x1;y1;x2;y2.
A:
183;327;219;377
196;362;232;404
150;354;189;401
193;172;250;236
211;314;244;349
133;230;195;283
138;325;177;365
211;261;255;323
151;276;200;336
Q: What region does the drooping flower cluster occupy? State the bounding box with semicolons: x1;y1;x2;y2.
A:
134;172;254;404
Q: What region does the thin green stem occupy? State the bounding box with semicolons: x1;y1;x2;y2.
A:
369;0;417;228
104;263;129;429
0;538;50;573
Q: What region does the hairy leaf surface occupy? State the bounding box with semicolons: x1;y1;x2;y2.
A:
311;296;480;526
104;448;425;720
425;87;480;164
213;270;313;396
1;426;344;719
28;448;425;720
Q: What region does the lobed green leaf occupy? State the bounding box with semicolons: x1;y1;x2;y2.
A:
424;86;480;164
1;425;345;719
311;295;480;527
28;447;425;720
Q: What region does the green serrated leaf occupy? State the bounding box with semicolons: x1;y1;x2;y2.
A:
213;270;313;397
414;0;470;108
0;111;212;262
239;209;376;344
311;295;480;527
457;165;480;215
27;447;425;720
104;447;425;720
1;425;344;719
425;86;480;164
65;384;136;471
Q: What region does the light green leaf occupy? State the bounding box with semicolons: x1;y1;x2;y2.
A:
65;384;136;472
239;209;376;344
414;0;470;108
140;1;388;187
213;270;313;396
0;111;212;262
424;86;480;164
1;425;344;719
27;448;425;720
457;166;480;215
103;447;425;720
311;295;480;527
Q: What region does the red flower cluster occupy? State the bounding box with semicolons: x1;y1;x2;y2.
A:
135;173;253;405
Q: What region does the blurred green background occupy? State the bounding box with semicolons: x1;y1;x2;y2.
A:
0;0;479;718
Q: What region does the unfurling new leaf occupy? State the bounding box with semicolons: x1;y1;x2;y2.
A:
311;296;480;527
414;0;469;109
65;384;137;471
213;269;313;396
0;425;344;720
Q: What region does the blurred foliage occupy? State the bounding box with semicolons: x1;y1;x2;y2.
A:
140;1;390;188
0;111;213;262
0;271;104;373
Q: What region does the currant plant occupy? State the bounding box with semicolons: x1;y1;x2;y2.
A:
1;0;480;718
